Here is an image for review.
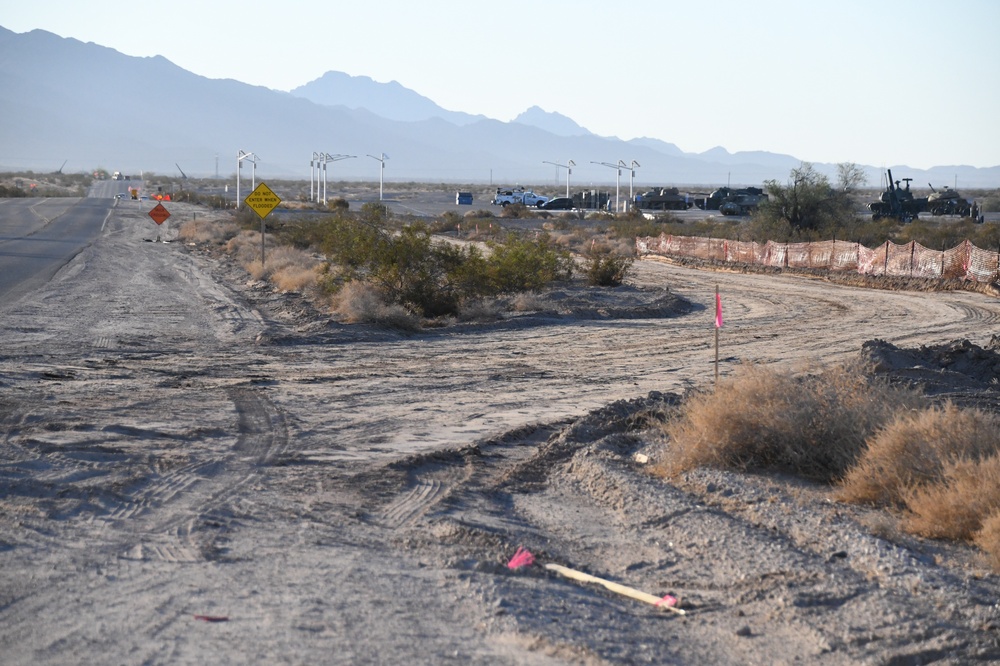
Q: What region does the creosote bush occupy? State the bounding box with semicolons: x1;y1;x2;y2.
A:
316;214;573;319
584;250;634;287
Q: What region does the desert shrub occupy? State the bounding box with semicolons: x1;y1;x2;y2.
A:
457;298;503;323
545;217;573;231
484;232;574;293
360;201;387;219
510;292;550;312
584;251;633;287
177;218;240;244
433;211;463;232
499;203;530;219
974;511;1000;569
271;264;319;292
330;281;419;331
271;219;325;249
0;185;29;198
895;217;983;252
327;197;349;211
241;244;318;282
968;222;1000;252
318;213;387;277
980;191;1000;213
836;404;1000;507
225;229;265;268
901;455;1000;541
315;214;572;318
172;190;232;209
465;209;494;219
608;218;669;240
371;223;467;317
655;362;922;482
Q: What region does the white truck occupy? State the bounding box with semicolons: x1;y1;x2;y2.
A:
492;187;548;207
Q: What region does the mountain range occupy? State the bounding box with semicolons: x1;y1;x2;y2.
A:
2;26;997;189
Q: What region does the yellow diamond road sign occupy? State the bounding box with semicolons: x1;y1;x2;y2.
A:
245;182;281;218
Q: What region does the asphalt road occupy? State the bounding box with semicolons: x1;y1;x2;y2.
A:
0;198;116;306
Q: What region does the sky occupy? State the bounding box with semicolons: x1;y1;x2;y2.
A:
4;0;999;169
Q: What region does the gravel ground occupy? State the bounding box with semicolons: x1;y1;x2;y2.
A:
2;200;1000;664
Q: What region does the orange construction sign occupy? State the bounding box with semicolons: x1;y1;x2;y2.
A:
148;203;171;225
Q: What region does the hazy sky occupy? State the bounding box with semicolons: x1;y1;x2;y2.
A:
5;0;998;168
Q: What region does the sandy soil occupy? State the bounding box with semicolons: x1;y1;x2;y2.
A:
2;200;1000;664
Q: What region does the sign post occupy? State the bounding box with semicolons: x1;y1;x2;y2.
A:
244;182;281;267
148;202;171;242
714;285;723;389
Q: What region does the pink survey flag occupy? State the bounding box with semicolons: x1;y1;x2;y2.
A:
715;292;723;328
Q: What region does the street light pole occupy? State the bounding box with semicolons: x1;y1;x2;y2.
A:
367;153;389;201
321;153;356;204
628;160;640;210
236;150;257;210
542;159;576;199
310;151;321;202
592;161;625;212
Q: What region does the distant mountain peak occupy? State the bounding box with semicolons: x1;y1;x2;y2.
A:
289;70;486;126
513;106;591;137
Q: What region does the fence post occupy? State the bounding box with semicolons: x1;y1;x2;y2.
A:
910;241;915;277
941;243;945;277
883;240;890;275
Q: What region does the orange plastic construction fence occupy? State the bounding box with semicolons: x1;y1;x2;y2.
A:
636;235;1000;283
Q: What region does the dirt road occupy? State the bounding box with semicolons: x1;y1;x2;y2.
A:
2;200;999;664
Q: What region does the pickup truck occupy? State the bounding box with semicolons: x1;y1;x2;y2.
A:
491;188;548;207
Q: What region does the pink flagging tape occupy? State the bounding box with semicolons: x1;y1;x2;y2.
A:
507;546;536;570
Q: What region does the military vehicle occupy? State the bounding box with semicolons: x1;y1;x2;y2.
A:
927;184;972;216
634;187;692;211
867;170;926;222
695;186;767;212
719;189;768;216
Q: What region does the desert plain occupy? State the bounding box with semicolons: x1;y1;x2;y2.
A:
2;197;1000;664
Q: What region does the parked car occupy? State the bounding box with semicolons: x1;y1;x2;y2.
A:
539;197;574;210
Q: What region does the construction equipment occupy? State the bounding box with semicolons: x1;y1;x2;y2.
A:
867;169;926;222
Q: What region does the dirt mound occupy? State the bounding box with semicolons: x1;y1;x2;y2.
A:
523;285;693;320
862;338;1000;404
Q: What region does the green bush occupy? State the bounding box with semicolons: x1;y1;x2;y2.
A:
316;217;572;318
584;251;633;286
484;232;574;293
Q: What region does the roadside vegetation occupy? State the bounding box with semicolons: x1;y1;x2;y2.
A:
180;201;580;328
0;170;93;197
653;362;1000;570
631;164;1000;251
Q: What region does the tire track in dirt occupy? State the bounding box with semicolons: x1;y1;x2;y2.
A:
115;385;289;562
